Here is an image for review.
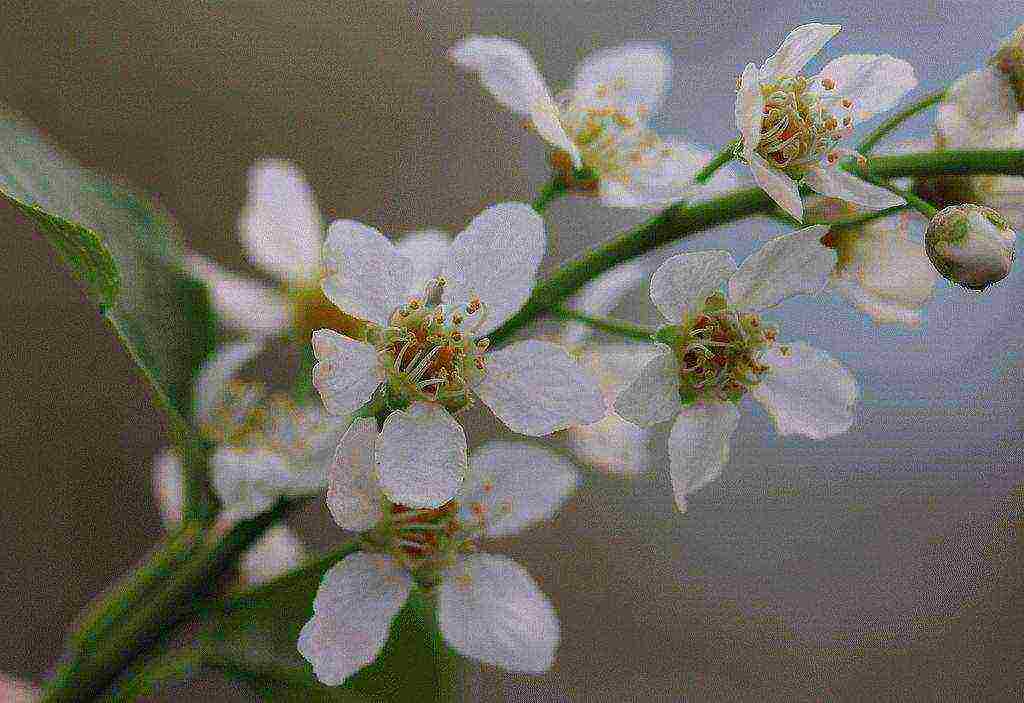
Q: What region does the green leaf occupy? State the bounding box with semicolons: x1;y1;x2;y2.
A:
0;106;220;418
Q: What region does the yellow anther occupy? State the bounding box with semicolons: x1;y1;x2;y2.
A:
821;77;836;91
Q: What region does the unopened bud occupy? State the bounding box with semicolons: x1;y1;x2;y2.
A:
925;204;1017;290
990;24;1024;110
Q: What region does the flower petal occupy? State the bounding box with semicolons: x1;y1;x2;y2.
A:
761;23;842;80
393;228;453;293
667;401;740;512
327;417;385;532
239;524;306;587
438;554;558;673
441;203;546;336
238;159;323;286
376;402;466;508
458;441;578;538
803;165;905;210
474;340;605;436
751;341;858;440
612;345;681;427
573;42;671;117
749;152;804;221
650;250;737;323
728;225;836;311
185;253;293;334
311;329;381;417
736;63;764;155
192;339;265;426
815;54;917;122
599;139;734;210
321;219;415;327
936;67;1021;148
153;449;184;526
210;447;296;522
298;553;413;686
449;36;580;167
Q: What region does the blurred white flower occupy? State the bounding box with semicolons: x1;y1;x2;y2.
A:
0;674;38;702
449;37;736;208
734;23;916;220
313;203;604;508
613;232;858;511
298;420;575;683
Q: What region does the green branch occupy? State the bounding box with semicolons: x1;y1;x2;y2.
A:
693;140;738;184
532;178;568;213
550;305;656;342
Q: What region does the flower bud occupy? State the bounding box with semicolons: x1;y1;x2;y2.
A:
990;24;1024;110
925;204;1017;290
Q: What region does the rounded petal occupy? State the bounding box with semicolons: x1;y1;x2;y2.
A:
749;152;804;221
458;440;578;538
311;329;381;417
393;229;453;293
599;139;729;210
573;42;671;116
751;341;858;440
729;225;836;311
192;339;265;426
438;554;558;674
612;345;681;427
321;219;414;327
761;23;842;80
327;417;385;532
441;203;546;336
152;449;183;526
802;165;905;210
211;447;296;522
736;63;764;154
185;253;293;334
815;54;917;122
238;159;323;286
298;553;413;686
239;525;306;587
566;413;650;477
936;67;1021;148
667;402;740;512
474;340;605;436
650;250;737;323
376;402;466;508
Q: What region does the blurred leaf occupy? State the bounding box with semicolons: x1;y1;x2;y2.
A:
199;547;457;702
0;106;220;418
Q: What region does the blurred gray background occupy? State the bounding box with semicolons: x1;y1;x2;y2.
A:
1;1;1023;700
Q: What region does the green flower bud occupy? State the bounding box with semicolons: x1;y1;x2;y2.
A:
925;204;1017;290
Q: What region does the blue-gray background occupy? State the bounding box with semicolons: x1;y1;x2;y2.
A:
0;1;1021;700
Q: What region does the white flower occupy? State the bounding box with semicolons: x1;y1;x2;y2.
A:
313;203;604;508
734;23;916;220
0;675;38;702
450;37;736;209
298;421;575;683
613;231;859;511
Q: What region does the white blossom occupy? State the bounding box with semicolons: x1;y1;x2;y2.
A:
313;203;604;508
613;234;858;511
734;23;916;220
450;37;737;208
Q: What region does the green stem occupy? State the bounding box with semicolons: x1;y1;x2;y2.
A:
854;170;939;218
693;140;738;184
98;649;204;702
532;178;568;213
812;204;909;230
862;149;1024;178
551;305;655;342
856;89;946;155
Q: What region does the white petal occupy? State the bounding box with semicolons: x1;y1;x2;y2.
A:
238;525;306;587
667;402;740;512
599;138;726;210
751;341;858;440
803;165;905;210
152;449;183;526
573;42;671;117
185;253;293;334
392;228;453;293
560;259;651;347
612;345;681;427
441;203;546;336
238;159;323;286
650;250;737;323
474;340;605;436
321;219;415;327
729;225;836;311
749;153;804;221
376;402;466;508
298;553;413;686
211;447;296;522
761;23;841;80
815;54;917;122
566;413;649;477
458;441;578;538
311;329;381;417
735;63;764;155
449;36;580;167
438;554;558;674
327;417;385;532
192;339;265;426
936;68;1020;149
0;675;39;702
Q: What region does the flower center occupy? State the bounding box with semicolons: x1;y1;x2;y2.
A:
657;293;776;404
754;75;854;173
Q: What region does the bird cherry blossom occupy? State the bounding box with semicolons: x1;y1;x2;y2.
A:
734;23;916;220
312;202;604;508
613;230;859;511
450;37;736;209
298;422;576;683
